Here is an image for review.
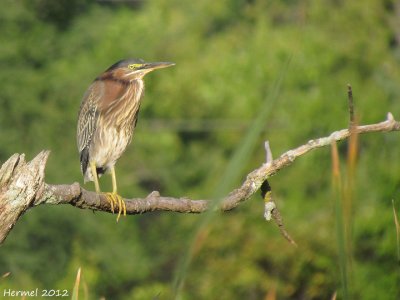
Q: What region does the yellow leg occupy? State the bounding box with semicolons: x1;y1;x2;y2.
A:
105;166;126;221
90;161;101;193
90;161;117;214
111;165;118;193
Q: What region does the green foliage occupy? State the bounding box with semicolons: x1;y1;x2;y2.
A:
0;0;400;299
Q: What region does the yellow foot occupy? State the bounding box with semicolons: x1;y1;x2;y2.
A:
104;192;127;222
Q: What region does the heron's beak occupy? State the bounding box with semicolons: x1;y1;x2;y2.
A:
125;62;175;79
141;62;175;73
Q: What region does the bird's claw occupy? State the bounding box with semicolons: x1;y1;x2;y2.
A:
104;192;126;222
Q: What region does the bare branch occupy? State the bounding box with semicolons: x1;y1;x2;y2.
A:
32;113;400;212
0;151;50;243
0;114;399;243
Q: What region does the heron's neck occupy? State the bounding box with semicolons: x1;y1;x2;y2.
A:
132;79;144;100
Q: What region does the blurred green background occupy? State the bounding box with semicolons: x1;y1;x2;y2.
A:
0;0;400;299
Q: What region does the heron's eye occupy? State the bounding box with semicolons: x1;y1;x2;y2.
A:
128;64;141;69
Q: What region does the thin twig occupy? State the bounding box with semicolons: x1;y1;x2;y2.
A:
272;207;297;246
262;141;296;245
265;141;273;164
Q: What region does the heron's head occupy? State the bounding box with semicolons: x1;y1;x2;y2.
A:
106;58;175;81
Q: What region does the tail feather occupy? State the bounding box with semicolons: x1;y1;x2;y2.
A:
80;147;89;176
80;148;107;183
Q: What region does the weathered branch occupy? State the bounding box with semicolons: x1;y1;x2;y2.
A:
0;151;49;243
0;113;399;244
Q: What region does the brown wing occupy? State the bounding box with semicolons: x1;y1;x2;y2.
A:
77;79;129;174
77;82;101;153
77;81;103;174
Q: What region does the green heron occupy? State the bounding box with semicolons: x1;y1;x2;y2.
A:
77;59;175;220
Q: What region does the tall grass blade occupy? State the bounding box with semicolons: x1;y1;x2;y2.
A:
331;140;341;188
331;141;349;299
392;199;400;263
264;285;276;300
393;199;400;298
172;57;292;299
345;117;358;257
331;291;337;300
71;267;81;300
